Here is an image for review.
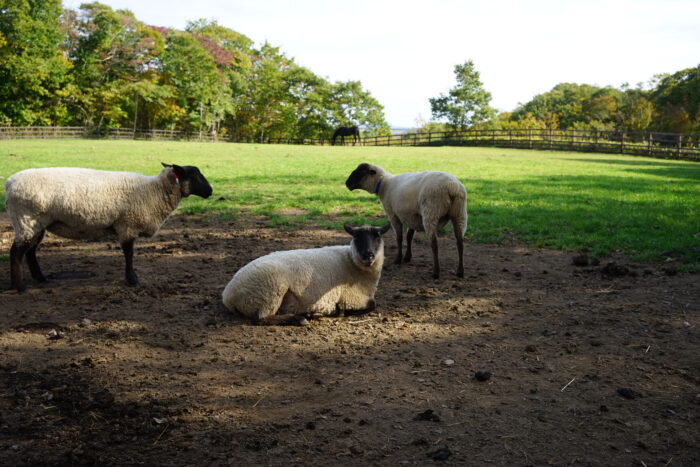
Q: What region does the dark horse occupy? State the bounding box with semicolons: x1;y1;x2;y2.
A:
331;125;360;145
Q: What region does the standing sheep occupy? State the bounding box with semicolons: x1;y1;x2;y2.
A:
222;224;391;325
345;163;467;279
5;163;212;292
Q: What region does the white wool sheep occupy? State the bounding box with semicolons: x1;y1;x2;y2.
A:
345;163;467;279
5;163;212;291
222;224;391;325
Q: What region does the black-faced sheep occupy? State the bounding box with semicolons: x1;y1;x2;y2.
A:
5;163;212;291
222;224;391;325
345;163;467;279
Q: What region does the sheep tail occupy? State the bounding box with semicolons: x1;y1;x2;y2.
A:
447;181;468;237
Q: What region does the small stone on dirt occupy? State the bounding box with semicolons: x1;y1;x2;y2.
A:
601;261;629;277
427;446;452;461
443;359;455;366
413;409;441;422
475;370;492;382
46;329;64;340
572;254;589;266
617;387;642;399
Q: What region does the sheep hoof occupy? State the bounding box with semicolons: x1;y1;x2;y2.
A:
394;257;403;265
14;283;27;293
432;271;440;279
292;315;309;326
403;254;412;263
455;269;464;278
126;274;140;287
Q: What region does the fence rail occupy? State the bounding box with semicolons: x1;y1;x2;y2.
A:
1;126;699;160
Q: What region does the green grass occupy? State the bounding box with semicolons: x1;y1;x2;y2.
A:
1;139;699;270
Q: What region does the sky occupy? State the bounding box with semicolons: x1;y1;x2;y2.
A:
62;0;700;128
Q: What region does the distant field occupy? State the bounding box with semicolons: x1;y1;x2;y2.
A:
1;139;698;270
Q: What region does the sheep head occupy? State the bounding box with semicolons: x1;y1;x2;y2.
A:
345;163;386;194
161;163;213;199
344;223;391;269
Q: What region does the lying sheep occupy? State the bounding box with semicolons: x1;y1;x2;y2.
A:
222;223;391;325
5;163;212;291
345;163;467;279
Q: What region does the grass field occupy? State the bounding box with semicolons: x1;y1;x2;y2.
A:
1;139;698;270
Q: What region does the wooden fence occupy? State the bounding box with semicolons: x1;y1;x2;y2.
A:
1;126;699;160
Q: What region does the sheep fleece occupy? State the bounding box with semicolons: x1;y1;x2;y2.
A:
222;245;383;319
5;167;181;243
382;171;467;235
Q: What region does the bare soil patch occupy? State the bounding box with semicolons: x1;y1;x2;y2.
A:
1;214;698;466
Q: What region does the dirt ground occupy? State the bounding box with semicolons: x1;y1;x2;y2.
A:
0;213;698;466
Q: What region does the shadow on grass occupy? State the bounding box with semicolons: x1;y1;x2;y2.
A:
567;158;700;181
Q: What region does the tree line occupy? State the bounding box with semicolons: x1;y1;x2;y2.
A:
0;1;390;140
426;60;700;135
2;2;698;140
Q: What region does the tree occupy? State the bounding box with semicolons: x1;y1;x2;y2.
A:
429;60;495;130
327;80;389;136
0;0;72;125
63;2;166;128
618;91;654;132
650;66;700;133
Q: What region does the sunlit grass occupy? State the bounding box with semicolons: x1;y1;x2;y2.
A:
1;139;698;270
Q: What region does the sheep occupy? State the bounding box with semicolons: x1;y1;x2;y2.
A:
345;163;467;279
5;163;212;292
222;223;391;325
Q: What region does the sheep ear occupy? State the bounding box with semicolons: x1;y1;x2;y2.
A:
379;223;391;235
172;164;186;178
343;223;355;236
161;162;172;168
369;169;376;175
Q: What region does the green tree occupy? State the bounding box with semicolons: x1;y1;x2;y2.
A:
63;2;166;128
0;0;72;125
618;91;654;132
429;60;495;130
327;80;389;136
161;30;234;134
650;66;700;133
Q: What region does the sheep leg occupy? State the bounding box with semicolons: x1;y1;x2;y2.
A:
392;220;404;264
403;228;415;263
255;314;309;326
430;235;440;279
26;230;47;283
120;239;140;286
343;298;376;316
10;242;29;292
454;226;464;278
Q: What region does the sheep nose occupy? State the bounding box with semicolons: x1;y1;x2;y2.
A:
367;252;375;260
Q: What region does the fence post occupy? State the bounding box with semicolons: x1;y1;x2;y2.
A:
648;132;653;155
594;131;599;151
620;133;625;154
676;134;683;159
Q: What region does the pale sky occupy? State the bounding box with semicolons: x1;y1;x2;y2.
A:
62;0;699;128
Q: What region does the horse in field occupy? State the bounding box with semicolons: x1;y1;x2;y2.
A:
332;126;360;145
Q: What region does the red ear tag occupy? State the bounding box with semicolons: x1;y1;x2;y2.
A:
172;172;180;184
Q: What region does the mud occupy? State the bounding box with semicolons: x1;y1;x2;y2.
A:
1;214;698;465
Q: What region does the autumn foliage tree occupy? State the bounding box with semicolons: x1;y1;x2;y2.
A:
0;2;389;138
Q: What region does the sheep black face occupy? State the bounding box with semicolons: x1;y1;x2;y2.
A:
345;163;376;191
162;163;213;198
344;223;391;268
